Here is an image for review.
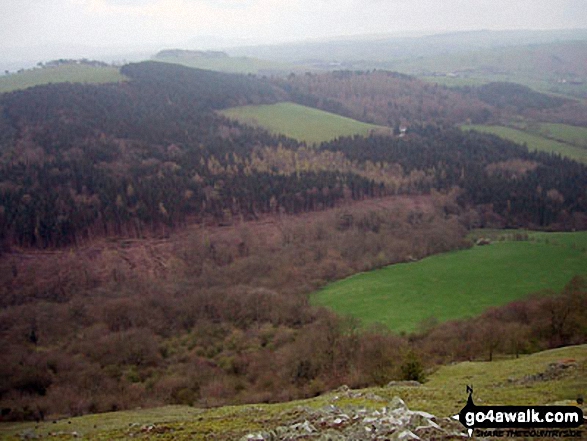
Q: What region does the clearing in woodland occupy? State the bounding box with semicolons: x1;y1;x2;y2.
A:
219;102;388;144
312;231;587;333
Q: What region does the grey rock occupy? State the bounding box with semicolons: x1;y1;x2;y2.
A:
394;429;420;440
19;429;38;440
241;393;469;440
242;433;266;441
290;420;316;433
389;396;408;411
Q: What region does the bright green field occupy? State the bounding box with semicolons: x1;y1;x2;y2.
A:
312;232;587;333
220;102;388;144
0;65;127;94
461;124;587;164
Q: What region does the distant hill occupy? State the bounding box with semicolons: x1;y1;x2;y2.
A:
397;41;587;99
155;49;230;59
228;29;587;63
227;30;587;98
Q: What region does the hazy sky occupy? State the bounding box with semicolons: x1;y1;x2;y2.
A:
1;0;586;60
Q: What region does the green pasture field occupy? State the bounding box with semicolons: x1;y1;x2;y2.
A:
219;102;389;144
536;123;587;148
312;232;587;333
0;64;127;93
1;344;584;440
508;122;587;148
461;124;587;164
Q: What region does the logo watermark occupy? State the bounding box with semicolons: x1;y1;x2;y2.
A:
453;386;584;438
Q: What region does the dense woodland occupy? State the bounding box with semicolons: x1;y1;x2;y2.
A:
0;62;585;249
460;81;587;127
276;70;493;127
321;128;587;229
278;71;587;127
0;61;586;420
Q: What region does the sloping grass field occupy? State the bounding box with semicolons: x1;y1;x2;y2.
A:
537;123;587;148
1;345;584;440
0;65;127;93
219;102;388;144
312;232;587;333
461;124;587;164
152;56;294;75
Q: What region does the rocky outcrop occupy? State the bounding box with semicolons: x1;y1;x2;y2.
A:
505;359;579;386
241;393;468;440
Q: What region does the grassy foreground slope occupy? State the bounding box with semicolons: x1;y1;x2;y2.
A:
0;65;127;93
313;232;587;333
1;345;584;440
219;102;388;144
461;124;587;164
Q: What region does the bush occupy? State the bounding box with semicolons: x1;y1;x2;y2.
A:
400;351;425;383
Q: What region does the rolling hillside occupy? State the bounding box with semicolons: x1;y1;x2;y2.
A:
0;63;127;94
1;58;586;425
313;232;587;332
461;124;587;164
152;49;297;75
393;41;587;99
219;102;389;144
229;31;587;98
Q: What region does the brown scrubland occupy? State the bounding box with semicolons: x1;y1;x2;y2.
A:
1;194;585;421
